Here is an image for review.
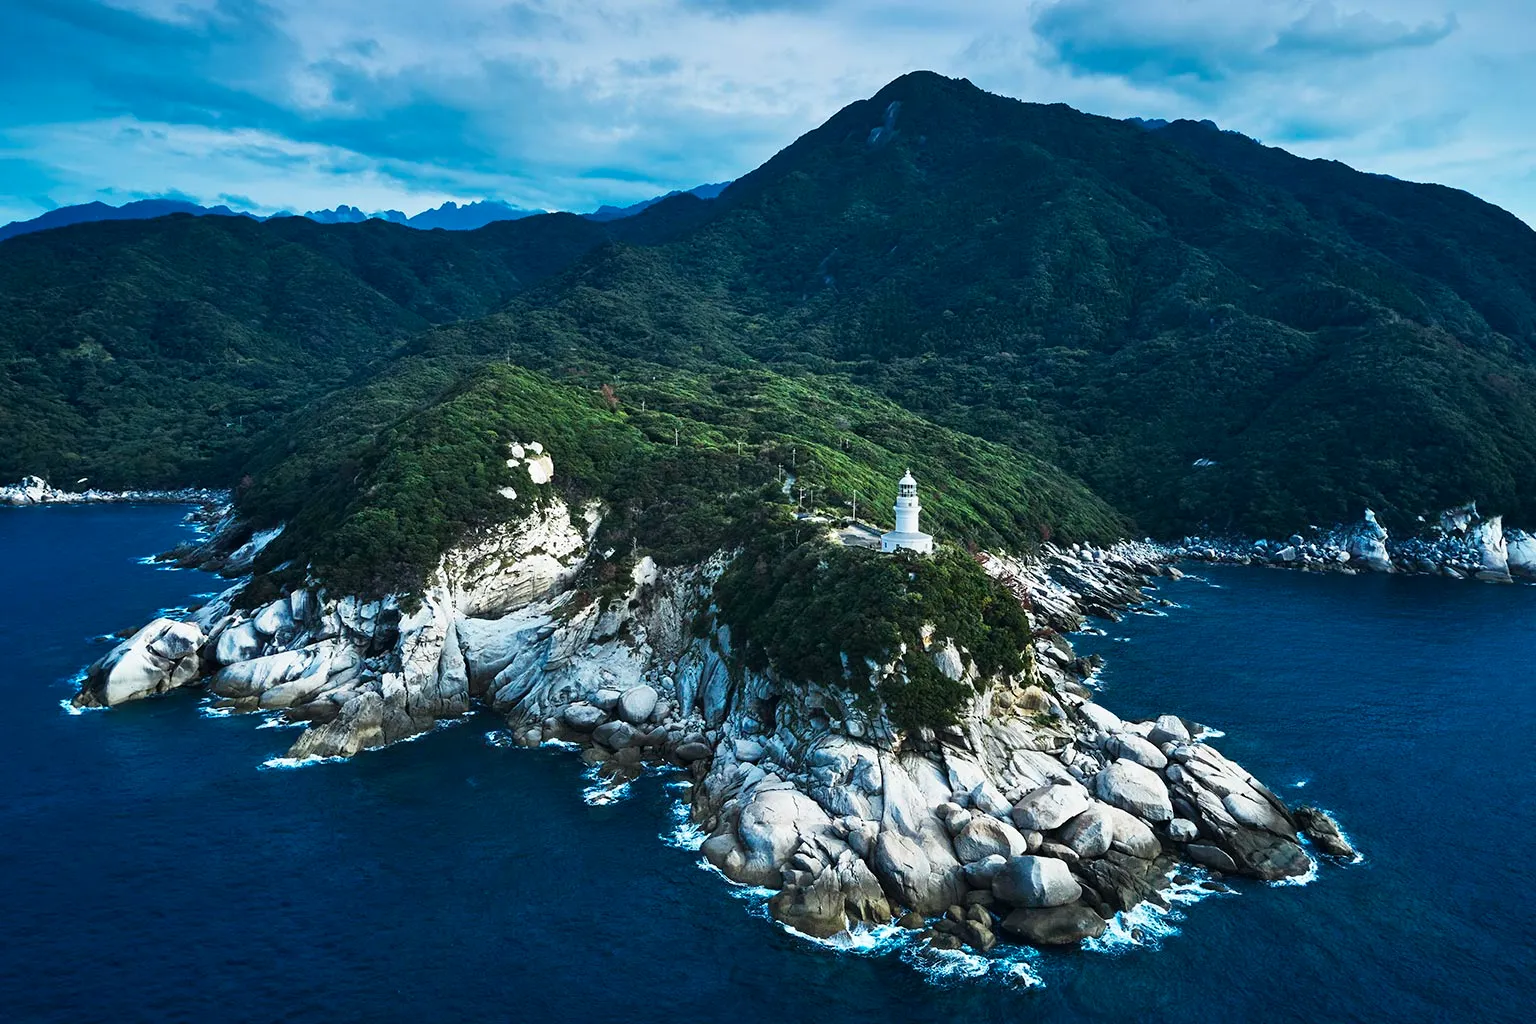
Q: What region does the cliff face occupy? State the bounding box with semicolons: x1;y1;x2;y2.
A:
73;489;1340;953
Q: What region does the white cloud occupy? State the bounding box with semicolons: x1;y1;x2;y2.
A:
0;118;495;217
3;0;1534;227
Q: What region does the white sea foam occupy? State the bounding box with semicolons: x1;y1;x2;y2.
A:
663;815;708;852
580;763;634;805
582;781;632;805
696;858;776;902
900;943;992;982
661;784;707;851
694;854;1049;988
197;702;238;718
994;955;1047;990
1196;726;1226;739
483;729;517;748
259;753;348;770
1269;850;1320;886
539;737;581;751
1291;778;1309;788
900;939;1046;989
1331;824;1366;865
1083;871;1231;955
58;698;103;715
1085;901;1183;954
255;715;303;730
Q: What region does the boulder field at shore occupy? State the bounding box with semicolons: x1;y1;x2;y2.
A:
1168;503;1536;583
55;465;1363;961
0;475;224;507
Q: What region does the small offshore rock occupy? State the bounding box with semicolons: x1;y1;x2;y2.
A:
1294;805;1358;859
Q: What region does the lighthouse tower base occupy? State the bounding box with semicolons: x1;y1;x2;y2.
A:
879;529;933;555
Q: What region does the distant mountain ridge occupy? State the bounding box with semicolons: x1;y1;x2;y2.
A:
0;198;259;242
584;182;730;221
298;199;546;230
0;186;730;242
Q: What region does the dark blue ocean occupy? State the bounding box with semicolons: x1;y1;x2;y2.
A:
2;505;1533;1023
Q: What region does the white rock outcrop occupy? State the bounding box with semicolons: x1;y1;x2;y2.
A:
77;618;205;706
1344;509;1393;573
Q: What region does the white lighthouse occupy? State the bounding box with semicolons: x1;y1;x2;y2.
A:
880;469;934;555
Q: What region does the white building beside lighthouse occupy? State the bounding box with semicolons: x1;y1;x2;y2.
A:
880;470;934;554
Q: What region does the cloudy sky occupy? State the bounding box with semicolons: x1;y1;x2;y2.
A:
2;0;1532;226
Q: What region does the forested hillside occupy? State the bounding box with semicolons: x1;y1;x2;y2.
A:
650;72;1536;534
0;207;694;487
4;70;1535;593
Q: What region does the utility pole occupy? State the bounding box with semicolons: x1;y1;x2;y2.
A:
674;426;680;447
851;490;858;523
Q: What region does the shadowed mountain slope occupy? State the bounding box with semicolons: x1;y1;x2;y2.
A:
4;71;1535;575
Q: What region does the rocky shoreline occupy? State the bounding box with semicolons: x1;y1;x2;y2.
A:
0;474;228;509
57;452;1357;964
1164;504;1536;583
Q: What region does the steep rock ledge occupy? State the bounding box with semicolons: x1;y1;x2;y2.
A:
71;492;1346;956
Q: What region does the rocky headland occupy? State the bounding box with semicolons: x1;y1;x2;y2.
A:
54;449;1357;961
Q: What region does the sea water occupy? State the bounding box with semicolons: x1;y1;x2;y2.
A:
1;505;1532;1023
